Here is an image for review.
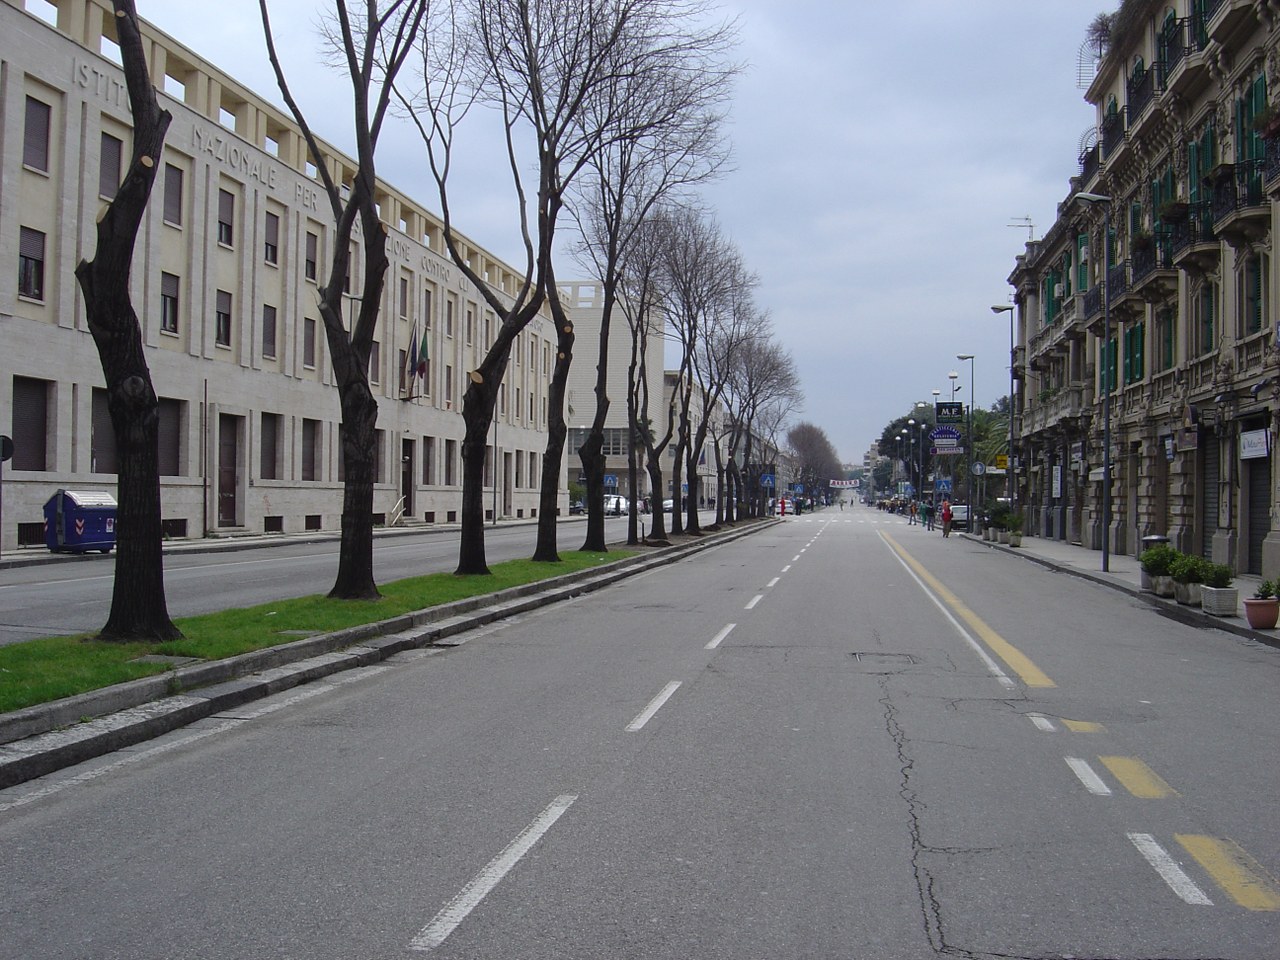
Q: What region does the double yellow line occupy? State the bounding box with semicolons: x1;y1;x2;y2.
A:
883;533;1055;688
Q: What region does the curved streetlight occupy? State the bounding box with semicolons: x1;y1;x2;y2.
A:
1072;191;1113;572
991;304;1016;515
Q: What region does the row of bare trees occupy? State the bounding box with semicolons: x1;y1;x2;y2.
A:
83;0;799;642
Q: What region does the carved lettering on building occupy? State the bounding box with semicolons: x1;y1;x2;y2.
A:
72;57;128;110
193;127;278;190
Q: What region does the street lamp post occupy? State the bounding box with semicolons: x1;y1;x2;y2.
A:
1073;191;1112;572
948;372;960;502
957;354;975;515
991;304;1016;515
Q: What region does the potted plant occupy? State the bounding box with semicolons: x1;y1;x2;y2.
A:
1006;513;1024;547
1169;552;1206;606
1244;580;1280;629
1200;562;1237;617
1138;542;1178;596
1131;231;1155;252
1157;199;1190;222
1253;102;1280;140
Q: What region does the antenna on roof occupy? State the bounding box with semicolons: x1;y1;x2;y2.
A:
1007;216;1035;242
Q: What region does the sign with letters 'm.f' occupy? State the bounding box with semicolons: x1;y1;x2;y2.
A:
936;401;964;424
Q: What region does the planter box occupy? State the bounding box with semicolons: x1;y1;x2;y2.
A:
1173;581;1202;606
1008;533;1022;547
1153;575;1176;598
1200;585;1238;617
998;531;1010;544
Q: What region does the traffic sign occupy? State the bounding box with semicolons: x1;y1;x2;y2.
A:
971;461;986;476
760;473;775;488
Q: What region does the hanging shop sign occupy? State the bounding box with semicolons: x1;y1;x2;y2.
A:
1240;429;1270;460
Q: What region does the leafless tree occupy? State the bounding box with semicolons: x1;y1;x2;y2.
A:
74;0;178;641
723;337;800;519
258;0;427;598
405;0;687;570
658;207;745;534
788;421;842;503
568;4;736;552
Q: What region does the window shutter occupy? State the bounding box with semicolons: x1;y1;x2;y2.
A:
164;164;183;224
157;398;181;476
99;133;122;199
19;226;45;260
11;376;49;470
24;97;51;171
91;388;118;474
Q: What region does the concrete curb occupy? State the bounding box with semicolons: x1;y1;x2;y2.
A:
0;520;772;790
963;533;1280;653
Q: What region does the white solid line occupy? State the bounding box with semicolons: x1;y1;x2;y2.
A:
879;532;1016;689
1127;833;1214;906
626;681;682;732
744;594;763;610
766;577;780;588
1028;714;1057;733
1065;757;1113;796
706;623;736;650
409;794;578;951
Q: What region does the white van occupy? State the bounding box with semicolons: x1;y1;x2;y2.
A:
603;495;626;516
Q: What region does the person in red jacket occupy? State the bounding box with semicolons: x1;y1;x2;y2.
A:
940;499;953;538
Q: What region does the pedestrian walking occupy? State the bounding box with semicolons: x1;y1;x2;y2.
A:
924;500;935;531
941;499;953;537
908;500;917;525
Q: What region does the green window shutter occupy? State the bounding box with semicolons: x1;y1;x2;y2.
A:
1163;311;1175;369
1136;323;1145;381
1189;141;1200;203
1077;234;1089;289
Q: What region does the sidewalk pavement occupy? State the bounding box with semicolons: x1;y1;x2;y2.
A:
960;527;1279;651
0;518;767;791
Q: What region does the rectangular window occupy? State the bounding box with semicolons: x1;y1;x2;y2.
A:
399;277;408;318
18;227;45;300
446;298;455;337
262;304;277;359
370;341;380;384
91;388;117;474
163;164;183;225
1156;309;1175;372
445;438;457;485
302;418;320;481
375;429;386;483
304;317;317;368
260;412;281;480
466;308;474;344
11;376;50;470
157;397;181;476
1199;282;1216;355
99;132;122;200
445;365;454;407
24;96;51;172
305;231;318;281
215;289;232;347
217;189;234;246
160;272;179;334
423;436;435;484
1104;336;1118;394
264;212;279;264
424;286;434;327
1123;323;1145;385
1242;254;1265;335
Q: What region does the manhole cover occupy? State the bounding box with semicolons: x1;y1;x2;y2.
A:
850;652;917;670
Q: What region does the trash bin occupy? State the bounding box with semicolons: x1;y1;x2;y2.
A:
1141;534;1170;552
43;489;118;553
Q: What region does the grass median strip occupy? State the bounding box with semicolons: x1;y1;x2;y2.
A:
0;551;626;715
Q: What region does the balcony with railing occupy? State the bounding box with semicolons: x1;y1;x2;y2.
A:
1211;158;1268;244
1162;16;1211;99
1082;283;1103;323
1101;108;1127;160
1265;136;1280;188
1130;228;1177;300
1126;64;1157;128
1079;144;1101;185
1169;201;1219;270
1205;0;1258;48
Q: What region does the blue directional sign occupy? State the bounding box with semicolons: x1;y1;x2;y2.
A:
935;478;953;493
760;473;776;488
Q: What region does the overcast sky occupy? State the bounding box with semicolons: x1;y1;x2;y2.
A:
136;1;1101;466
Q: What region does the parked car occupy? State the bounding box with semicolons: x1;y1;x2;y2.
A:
950;504;969;530
604;495;626;516
568;500;585;515
662;499;674;512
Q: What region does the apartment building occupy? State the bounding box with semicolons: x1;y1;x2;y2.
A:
1;0;564;553
1009;0;1280;576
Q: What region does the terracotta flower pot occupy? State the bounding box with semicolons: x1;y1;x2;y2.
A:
1243;597;1280;629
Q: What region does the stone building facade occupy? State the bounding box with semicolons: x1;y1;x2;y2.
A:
1;0;564;553
1009;0;1280;576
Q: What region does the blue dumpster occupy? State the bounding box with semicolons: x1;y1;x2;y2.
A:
43;489;117;553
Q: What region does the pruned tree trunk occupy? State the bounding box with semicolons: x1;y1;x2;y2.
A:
75;0;179;643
